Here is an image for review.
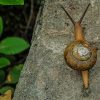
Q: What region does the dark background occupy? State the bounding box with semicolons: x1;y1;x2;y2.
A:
0;0;42;65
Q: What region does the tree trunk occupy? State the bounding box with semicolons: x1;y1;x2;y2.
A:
13;0;100;100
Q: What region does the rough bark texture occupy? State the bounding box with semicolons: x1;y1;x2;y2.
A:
13;0;100;100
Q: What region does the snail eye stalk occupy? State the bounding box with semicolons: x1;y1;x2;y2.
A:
79;3;90;23
61;3;90;24
60;5;75;25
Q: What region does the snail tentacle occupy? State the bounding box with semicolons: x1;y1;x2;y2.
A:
79;3;90;23
60;5;75;25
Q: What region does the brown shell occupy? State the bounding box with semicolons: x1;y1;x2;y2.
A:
64;41;97;71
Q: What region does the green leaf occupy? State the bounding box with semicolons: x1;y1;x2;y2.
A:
0;0;24;5
0;37;30;55
0;57;10;69
0;70;5;84
0;17;3;36
6;64;23;84
0;86;14;94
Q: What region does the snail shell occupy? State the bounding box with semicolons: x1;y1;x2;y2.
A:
64;41;97;71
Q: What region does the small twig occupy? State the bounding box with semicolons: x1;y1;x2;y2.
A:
24;0;34;34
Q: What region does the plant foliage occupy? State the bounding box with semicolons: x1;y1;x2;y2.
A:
0;0;24;5
0;37;30;55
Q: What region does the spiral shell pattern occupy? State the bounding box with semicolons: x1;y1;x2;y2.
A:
64;41;97;71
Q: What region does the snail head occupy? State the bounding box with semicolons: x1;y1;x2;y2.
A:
60;3;91;42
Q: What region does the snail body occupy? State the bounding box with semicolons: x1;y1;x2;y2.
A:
61;4;97;89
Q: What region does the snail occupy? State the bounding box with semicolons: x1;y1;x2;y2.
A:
61;4;97;89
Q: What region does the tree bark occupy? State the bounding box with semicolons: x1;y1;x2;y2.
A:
13;0;100;100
